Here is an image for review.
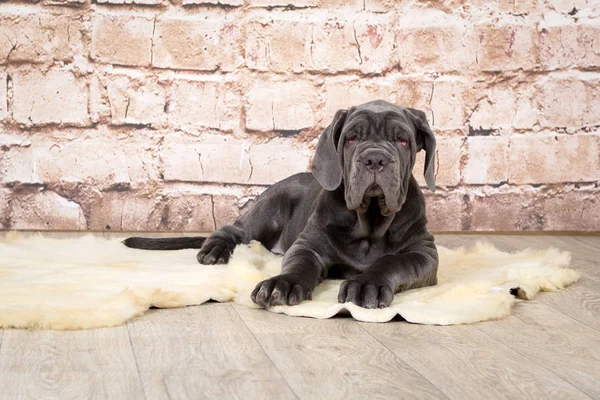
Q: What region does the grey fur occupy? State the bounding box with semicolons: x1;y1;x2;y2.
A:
125;100;439;310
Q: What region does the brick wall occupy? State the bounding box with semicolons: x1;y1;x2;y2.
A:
0;0;598;232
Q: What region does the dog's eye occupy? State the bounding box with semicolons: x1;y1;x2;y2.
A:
347;136;358;144
396;138;408;147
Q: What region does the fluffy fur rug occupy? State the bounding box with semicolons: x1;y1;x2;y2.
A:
0;233;579;330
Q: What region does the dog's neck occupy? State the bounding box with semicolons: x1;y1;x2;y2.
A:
357;211;394;239
330;186;395;239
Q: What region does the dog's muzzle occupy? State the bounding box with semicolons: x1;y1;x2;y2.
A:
359;150;392;173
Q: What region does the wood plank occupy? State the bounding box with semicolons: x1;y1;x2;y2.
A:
570;236;600;284
476;302;600;398
359;322;590;400
533;277;600;331
0;327;144;399
232;304;448;400
127;303;297;400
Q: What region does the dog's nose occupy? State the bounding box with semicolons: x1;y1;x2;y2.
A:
362;152;389;172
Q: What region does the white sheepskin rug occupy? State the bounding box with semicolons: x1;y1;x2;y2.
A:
0;233;579;330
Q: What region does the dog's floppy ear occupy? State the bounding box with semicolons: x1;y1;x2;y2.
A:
407;108;437;192
311;109;348;191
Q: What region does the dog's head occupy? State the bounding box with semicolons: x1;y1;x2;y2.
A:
312;100;436;216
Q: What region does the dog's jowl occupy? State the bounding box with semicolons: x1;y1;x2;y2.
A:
124;100;439;310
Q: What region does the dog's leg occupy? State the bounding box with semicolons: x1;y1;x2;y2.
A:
337;240;439;309
195;223;246;265
196;191;289;265
250;227;331;308
197;217;285;264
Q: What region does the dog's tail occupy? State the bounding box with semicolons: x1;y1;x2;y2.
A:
122;236;206;250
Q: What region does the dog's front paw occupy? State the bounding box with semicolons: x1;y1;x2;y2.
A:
251;274;313;308
196;237;235;265
338;276;394;309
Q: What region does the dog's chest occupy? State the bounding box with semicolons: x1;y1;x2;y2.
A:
337;236;397;271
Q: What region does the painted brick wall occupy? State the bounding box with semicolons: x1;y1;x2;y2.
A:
0;0;598;232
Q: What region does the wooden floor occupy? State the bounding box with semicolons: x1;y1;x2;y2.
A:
0;234;599;400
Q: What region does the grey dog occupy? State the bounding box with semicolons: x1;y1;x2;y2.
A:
124;100;439;309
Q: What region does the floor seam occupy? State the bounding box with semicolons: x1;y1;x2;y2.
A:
355;323;451;400
230;304;302;400
536;296;600;333
474;324;594;399
127;322;149;400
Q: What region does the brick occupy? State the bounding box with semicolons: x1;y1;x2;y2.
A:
162;134;311;185
540;21;600;70
12;69;89;126
90;75;112;124
584;79;600;126
322;78;395;125
0;131;159;186
464;137;509;185
470;0;538;15
508;134;600;184
393;79;434;116
0;72;6;120
45;0;85;5
168;79;241;131
424;192;465;232
469;191;540;231
364;0;397;12
245;21;312;72
162;135;250;183
312;18;396;74
430;79;469;130
414;137;464;188
538;188;600;231
92;192;216;231
0;189;9;229
435;137;464;187
536;77;584;127
106;75;166;126
469;86;538;130
183;0;243;5
397;21;477;73
90;192;160;231
246;17;397;74
250;0;317;7
162;194;215;231
468;187;600;231
536;77;600;128
475;23;538;71
92;14;154;67
246;81;317;131
213;194;242;227
153;18;243;72
319;0;363;8
10;189;87;230
97;0;162;5
548;0;600;15
512;94;539;130
0;14;85;64
0;140;40;185
248;139;311;184
353;18;397;74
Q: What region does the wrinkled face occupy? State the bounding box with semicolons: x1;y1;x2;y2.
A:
340;105;418;216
